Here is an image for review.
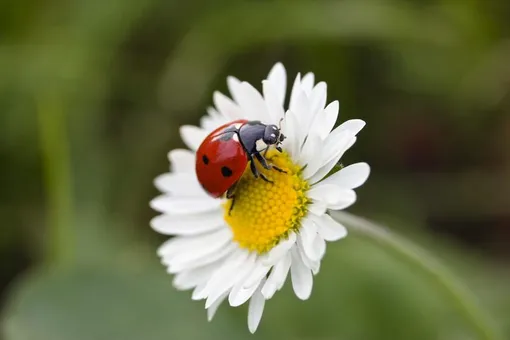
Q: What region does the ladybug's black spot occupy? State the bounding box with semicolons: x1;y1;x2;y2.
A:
202;155;209;165
221;166;233;177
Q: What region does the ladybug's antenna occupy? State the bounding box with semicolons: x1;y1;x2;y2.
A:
277;117;286;142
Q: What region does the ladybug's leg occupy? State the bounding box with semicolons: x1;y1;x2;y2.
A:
249;155;273;183
249;156;260;178
254;152;287;174
272;165;286;173
228;197;236;216
226;184;237;215
255;152;271;170
259;173;273;183
263;147;269;158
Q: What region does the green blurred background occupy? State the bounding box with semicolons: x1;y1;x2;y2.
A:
1;0;509;339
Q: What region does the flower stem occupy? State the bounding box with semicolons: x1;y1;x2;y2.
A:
37;94;75;266
330;211;502;340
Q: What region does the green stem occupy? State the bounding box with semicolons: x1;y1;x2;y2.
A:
330;211;502;340
37;94;74;266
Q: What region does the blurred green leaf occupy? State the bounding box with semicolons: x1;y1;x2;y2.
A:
158;0;458;112
453;40;510;110
331;212;504;340
1;264;246;340
2;0;510;340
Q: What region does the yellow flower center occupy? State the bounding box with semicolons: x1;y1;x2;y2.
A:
224;150;310;254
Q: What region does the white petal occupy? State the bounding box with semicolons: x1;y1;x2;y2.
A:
260;283;277;300
203;250;250;305
200;116;217;133
281;110;300;158
309;82;327;117
319;162;370;189
310;100;339;139
166;242;235;275
213;91;242;121
290;247;313;300
301;72;315;95
173;262;219;290
262;80;285;123
157;228;231;258
229;278;260;307
242;261;271;289
328;190;357;210
307;157;335;186
297;132;320;167
311;213;348;241
206;106;223;120
307;184;344;204
338;119;366;135
168;149;195;173
227;76;243;109
312;234;326;262
201;107;225;131
236;82;270;122
150;195;221;214
300;135;324;179
297;219;321;262
207;291;228;322
166;239;235;274
192;283;207;300
292;90;312;149
156;238;177;257
307;202;327;216
153;173;205;197
261;253;291;299
288;73;301;113
228;255;260;307
310;259;321;275
150;211;224;235
296;241;321;275
247;282;266;334
320;128;356;167
266;62;287;106
308;184;357;209
275;257;292;291
261;232;296;266
179;125;207;151
308;136;357;184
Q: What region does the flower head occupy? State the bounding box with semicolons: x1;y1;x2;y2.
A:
150;63;370;333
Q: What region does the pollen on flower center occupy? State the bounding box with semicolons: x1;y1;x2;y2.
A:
224;150;310;254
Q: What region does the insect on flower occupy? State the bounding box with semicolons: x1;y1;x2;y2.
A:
150;62;370;333
195;119;287;210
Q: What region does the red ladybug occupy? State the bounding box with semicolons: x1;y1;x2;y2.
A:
195;119;286;200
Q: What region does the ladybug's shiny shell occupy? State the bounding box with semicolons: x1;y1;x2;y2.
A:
195;120;249;197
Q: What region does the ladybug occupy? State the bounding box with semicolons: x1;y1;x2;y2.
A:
195;119;286;202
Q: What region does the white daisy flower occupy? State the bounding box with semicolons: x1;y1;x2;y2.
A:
150;63;370;333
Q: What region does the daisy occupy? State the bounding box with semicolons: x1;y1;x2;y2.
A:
150;63;370;333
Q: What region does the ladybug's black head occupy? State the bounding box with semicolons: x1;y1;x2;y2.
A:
263;124;286;149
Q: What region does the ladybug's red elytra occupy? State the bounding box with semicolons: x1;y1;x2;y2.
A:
195;119;286;206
